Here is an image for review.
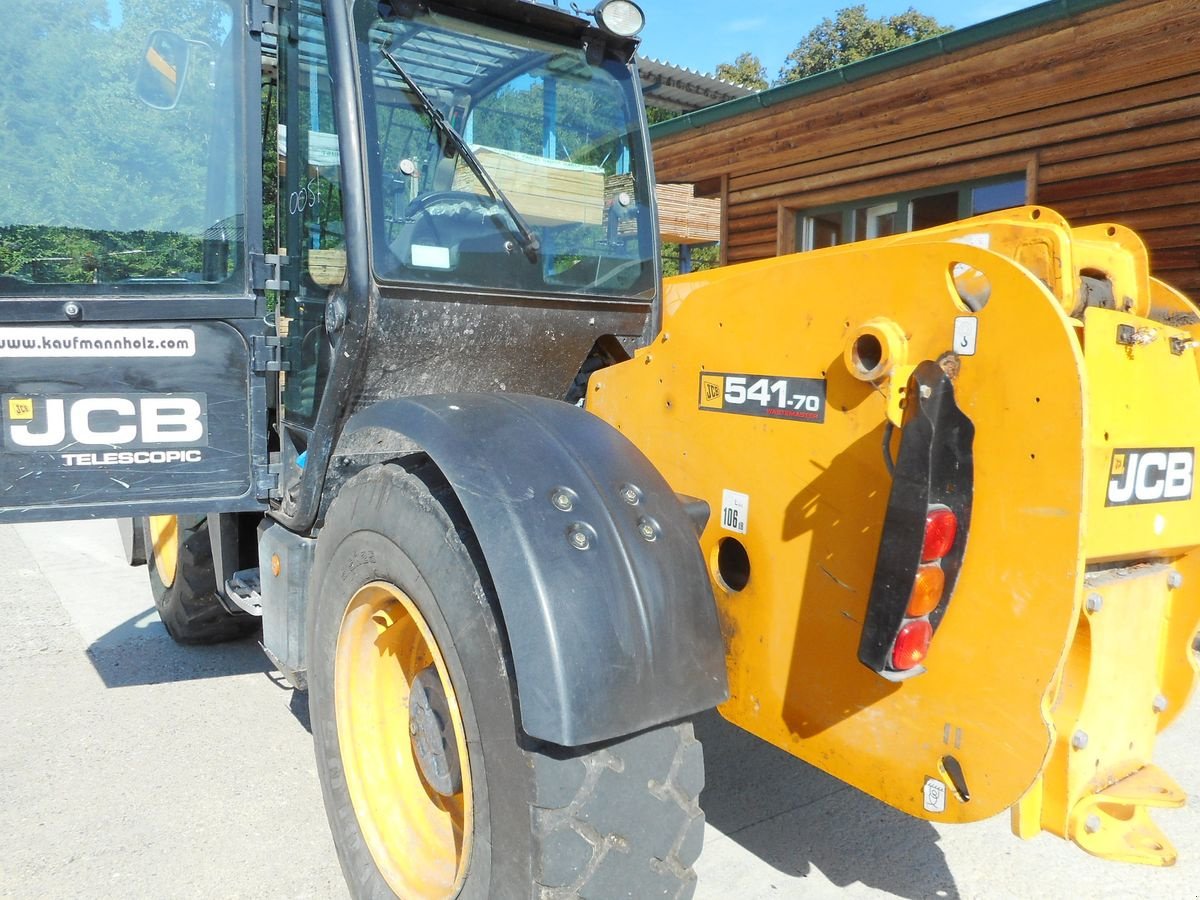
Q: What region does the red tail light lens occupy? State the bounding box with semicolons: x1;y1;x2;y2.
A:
891;619;933;670
922;505;958;562
906;564;946;617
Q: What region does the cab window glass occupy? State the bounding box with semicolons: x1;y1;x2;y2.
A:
279;2;345;427
358;3;655;298
0;0;246;294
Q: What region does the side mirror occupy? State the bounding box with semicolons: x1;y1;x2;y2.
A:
135;30;191;110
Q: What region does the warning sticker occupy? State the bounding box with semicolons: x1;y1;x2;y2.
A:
953;317;978;356
721;489;749;534
923;777;947;813
698;372;826;423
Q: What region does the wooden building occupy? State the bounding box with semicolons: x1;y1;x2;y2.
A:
649;0;1200;298
636;58;746;255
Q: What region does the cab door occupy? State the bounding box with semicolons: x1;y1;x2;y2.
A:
0;0;270;523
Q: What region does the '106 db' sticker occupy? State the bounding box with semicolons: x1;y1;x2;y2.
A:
699;372;826;423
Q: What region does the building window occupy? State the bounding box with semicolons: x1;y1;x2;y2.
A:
798;176;1025;251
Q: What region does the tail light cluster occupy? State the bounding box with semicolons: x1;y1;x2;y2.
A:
858;361;974;681
889;506;957;670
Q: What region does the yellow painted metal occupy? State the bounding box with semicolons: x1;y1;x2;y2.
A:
1082;308;1200;562
334;581;473;898
587;207;1200;862
1033;563;1193;866
1147;276;1200;383
1069;765;1185;866
884;207;1152;320
147;515;178;589
843;317;911;425
1012;775;1044;840
1001;224;1200;864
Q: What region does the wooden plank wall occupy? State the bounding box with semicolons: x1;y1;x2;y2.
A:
651;0;1200;297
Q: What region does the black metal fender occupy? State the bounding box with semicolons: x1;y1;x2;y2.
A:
335;393;729;746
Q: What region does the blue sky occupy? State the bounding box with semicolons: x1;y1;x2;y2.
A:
637;0;1039;78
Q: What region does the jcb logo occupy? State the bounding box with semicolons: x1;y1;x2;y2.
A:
1106;448;1194;506
2;393;208;453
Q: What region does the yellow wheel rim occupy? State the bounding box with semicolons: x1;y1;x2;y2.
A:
335;581;473;898
147;515;178;589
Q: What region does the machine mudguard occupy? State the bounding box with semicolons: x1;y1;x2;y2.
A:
336;393;729;747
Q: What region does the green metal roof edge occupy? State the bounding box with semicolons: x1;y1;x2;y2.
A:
649;0;1127;141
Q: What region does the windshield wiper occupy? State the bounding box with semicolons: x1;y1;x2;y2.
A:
379;45;541;263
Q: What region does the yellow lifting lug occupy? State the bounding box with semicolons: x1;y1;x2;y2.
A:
842;316;913;426
1012;556;1200;866
1067;764;1186;867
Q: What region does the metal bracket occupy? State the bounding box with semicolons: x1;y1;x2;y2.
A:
1116;323;1158;347
254;454;283;500
252;334;289;374
259;521;316;690
1068;764;1184;866
251;252;290;293
224;568;264;616
1170;336;1198;356
248;0;281;37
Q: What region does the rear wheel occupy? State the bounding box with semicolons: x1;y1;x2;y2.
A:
143;514;258;644
309;462;706;899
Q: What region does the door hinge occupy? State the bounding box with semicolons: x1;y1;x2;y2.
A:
249;0;281;37
252;334;290;374
254;455;283;500
251;252;290;293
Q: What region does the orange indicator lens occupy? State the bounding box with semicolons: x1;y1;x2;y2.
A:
906;564;945;617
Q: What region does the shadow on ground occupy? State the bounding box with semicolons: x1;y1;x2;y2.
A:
87;607;272;688
84;604;957;897
289;689;312;733
695;709;960;899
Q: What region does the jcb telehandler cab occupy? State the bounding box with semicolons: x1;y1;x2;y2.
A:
1;0;1198;896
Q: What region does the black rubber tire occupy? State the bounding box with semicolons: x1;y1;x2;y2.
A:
309;462;706;899
143;514;258;645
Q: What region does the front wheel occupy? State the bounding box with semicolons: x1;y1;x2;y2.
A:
309;462;706;899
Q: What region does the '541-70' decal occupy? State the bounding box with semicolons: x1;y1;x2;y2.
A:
699;372;826;423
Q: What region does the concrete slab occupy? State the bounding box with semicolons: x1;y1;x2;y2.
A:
2;519;1198;898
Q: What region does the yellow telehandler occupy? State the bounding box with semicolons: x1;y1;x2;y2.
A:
0;0;1196;895
589;206;1200;867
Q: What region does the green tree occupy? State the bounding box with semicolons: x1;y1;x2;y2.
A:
778;5;951;83
646;105;682;125
716;52;768;92
661;243;719;278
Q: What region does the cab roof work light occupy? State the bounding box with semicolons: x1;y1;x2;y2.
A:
858;360;975;680
590;0;645;37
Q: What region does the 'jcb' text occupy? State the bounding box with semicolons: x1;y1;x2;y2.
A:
1106;448;1194;506
2;392;208;453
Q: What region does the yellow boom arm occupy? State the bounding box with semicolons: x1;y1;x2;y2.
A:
587;207;1200;865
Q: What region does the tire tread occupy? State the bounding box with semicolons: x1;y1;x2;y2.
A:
313;461;705;900
533;723;704;900
145;515;257;645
